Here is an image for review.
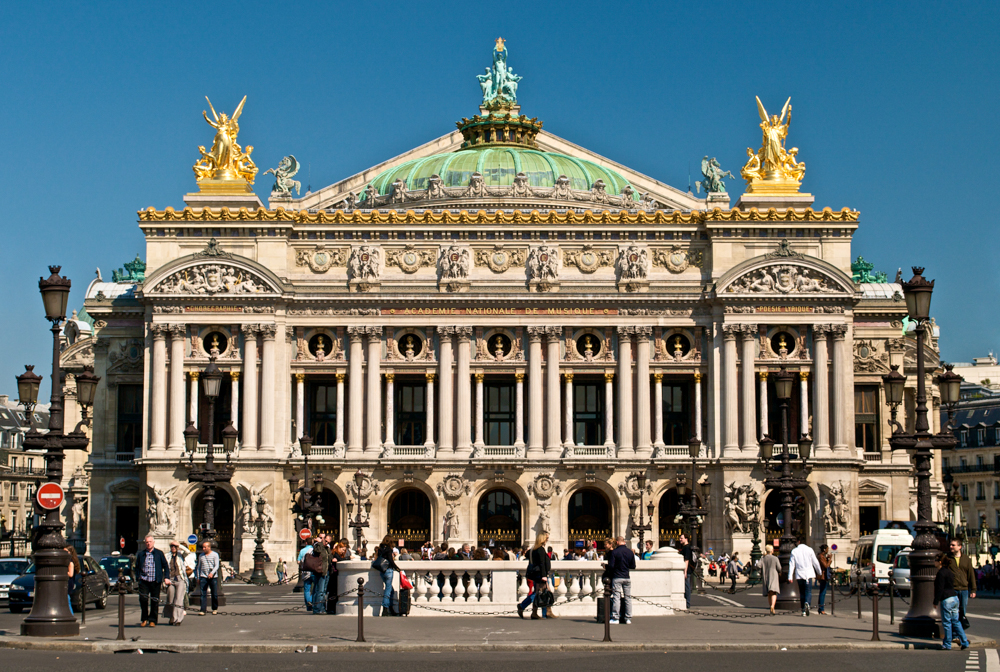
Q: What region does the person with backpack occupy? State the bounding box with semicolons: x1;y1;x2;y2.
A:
301;539;330;614
517;532;555;619
372;536;400;616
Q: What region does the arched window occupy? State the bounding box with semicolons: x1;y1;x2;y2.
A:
477;489;521;546
567;489;611;542
387;489;431;548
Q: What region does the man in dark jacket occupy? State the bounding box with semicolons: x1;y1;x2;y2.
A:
135;535;171;627
603;536;636;624
934;554;969;650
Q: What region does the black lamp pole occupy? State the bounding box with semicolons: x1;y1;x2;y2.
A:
20;267;100;637
348;470;371;552
184;355;237;608
761;367;813;611
250;495;269;585
677;437;710;590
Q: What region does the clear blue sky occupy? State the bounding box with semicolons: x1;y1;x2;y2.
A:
1;0;997;398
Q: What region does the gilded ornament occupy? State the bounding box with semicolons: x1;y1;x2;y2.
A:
741;96;807;194
192;96;258;192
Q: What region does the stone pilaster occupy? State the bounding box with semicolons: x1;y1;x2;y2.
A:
167;324;186;451
740;325;758;453
812;324;831;455
617;326;634;457
365;326;383;454
527;327;544;457
384;373;395;449
150;324;168;451
259;324;277;452
635;326;652;457
241;324;259;450
653;372;664;449
294;373;305;443
758;370;769;439
545;326;562;457
514;372;525;449
563;372;574;449
454;326;473;457
346;327;365;457
437;327;455;453
721;324;740;457
830;324;849;454
424;372;436;451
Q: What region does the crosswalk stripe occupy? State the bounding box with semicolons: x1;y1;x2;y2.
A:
984;648;999;672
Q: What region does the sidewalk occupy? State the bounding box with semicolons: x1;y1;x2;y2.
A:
0;604;993;653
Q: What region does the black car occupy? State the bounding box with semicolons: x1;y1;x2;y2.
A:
99;555;135;594
8;555;111;613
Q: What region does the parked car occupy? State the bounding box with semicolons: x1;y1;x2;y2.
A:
850;528;914;594
99;555;135;594
0;558;30;602
892;547;911;595
8;555;110;613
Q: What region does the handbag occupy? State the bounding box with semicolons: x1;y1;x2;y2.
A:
304;553;324;574
535;583;555;608
371;555;389;573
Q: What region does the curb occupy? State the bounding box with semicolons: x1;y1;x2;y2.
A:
0;636;993;653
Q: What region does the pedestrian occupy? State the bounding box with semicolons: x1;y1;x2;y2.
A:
642;540;655;561
817;544;832;615
678;533;693;608
65;545;81;615
276;558;286;584
460;543;473;560
517;532;555;619
165;541;187;625
760;545;781;614
727;552;743;593
719;553;729;584
298;540;314;610
135;535;171;626
934;554;969;650
603;536;635;625
303;539;330;615
196;541;221;615
788;538;822;616
373;535;400;616
949;538;976;631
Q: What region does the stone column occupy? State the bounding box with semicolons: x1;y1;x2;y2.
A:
295;373;305;442
812;325;831;455
693;372;703;443
241;324;259;450
617;326;634;456
721;325;739;456
514;372;525;450
563;372;574;448
758;371;769;439
527;327;544;457
604;372;615;450
168;324;186;451
424;372;436;451
455;327;473;456
545;327;562;457
799;371;810;438
437;327;455;453
150;325;167;450
474;372;485;449
740;325;758;453
384;373;395;448
335;372;346;450
653;372;664;449
346;327;365;458
189;372;199;425
229;372;239;439
635;327;652;456
259;324;277;452
365;327;383;454
830;324;849;454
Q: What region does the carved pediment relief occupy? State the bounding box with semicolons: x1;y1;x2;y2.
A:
723;263;844;295
148;263;278;295
108;338;145;373
295;245;348;273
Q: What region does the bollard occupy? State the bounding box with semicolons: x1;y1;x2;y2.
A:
857;575;862;619
602;578;613;643
871;589;880;641
831;573;836;616
888;569;894;625
116;569;126;642
356;578;366;643
80;585;86;626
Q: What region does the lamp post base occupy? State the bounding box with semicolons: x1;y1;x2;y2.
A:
898;614;942;639
775;580;802;611
21;546;79;637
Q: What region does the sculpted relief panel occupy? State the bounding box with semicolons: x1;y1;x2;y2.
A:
150;264;275;295
725;264;839;295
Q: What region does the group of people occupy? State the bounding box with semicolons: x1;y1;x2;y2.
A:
934;538;978;650
297;534;354;615
131;535;222;627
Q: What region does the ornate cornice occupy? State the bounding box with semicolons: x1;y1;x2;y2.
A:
138;206;859;225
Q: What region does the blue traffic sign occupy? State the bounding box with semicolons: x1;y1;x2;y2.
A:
187;534;198;545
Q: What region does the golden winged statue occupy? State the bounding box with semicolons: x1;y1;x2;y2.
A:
741;96;805;193
193;95;258;187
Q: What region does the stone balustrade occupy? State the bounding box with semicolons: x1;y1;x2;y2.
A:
334;547;686;616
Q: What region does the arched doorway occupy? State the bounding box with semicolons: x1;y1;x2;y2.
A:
763;490;809;546
567;488;611;544
387;488;431;549
477;489;521;548
192;488;235;561
658;489;703;548
315;487;340;540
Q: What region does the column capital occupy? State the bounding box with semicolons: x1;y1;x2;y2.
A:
812;323;833;336
474;372;485;382
830;324;848;339
456;326;473;342
189;371;200;381
230;371;240;381
436;325;456;336
294;373;305;383
425;372;436;382
385;372;395;382
604;372;615;383
526;326;544;342
799;371;810;381
758;370;769;381
241;323;260;336
616;325;633;336
544;326;562;342
260;323;277;340
635;325;652;341
168;323;187;338
653;372;663;383
739;323;758;339
563;371;574;382
515;372;525;382
151;323;169;339
365;326;383;338
693;372;702;383
336;372;346;382
347;326;365;342
721;324;741;340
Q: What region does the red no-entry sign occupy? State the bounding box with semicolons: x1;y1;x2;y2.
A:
120;537;125;549
36;483;65;510
299;528;312;541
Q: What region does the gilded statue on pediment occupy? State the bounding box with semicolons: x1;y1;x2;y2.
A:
741;96;805;194
193;96;258;185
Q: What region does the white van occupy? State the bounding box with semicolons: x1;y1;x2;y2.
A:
851;528;914;593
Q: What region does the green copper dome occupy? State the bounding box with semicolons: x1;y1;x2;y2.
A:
369;147;638;199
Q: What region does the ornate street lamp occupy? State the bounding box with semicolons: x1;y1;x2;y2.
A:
184;355;236;607
250;495;269;585
348;470;372;551
628;472;653;555
882;266;961;638
676;437;710;590
761;367;810;611
290;434;324;592
746;490;763;583
20;267;99;637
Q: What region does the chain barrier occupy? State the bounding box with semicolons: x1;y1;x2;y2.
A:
227;571;301;587
631;595;793;619
703;580;758;594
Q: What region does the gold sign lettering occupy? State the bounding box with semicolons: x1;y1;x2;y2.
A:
755;306;814;313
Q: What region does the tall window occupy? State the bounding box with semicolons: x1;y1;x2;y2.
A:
977;455;985;468
960;430;968;447
484;380;515;446
977;482;985;500
573;381;604;445
961;484;969;501
309;383;337;445
395;381;426;445
663;383;690;445
117;384;143;457
854;386;879;452
978;429;986;446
